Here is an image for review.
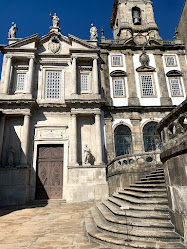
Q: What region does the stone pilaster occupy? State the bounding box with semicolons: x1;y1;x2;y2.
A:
71;114;79;166
154;52;172;106
130;118;143;154
26;57;35;94
20;115;31;166
3;56;12;94
104;117;114;161
71;56;77;94
95;113;103;165
0;116;5;165
124;52;140;106
93;56;99;94
178;52;187;96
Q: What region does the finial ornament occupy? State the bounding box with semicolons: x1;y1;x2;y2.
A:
50;13;60;28
8;22;18;38
90;24;98;41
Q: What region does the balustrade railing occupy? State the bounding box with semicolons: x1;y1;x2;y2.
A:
107;151;161;176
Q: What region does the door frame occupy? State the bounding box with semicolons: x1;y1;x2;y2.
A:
31;138;69;201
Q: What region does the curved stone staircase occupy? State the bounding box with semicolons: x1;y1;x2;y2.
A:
85;168;187;249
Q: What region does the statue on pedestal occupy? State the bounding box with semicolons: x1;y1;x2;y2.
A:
8;22;18;38
90;24;98;41
50;13;60;28
84;145;91;165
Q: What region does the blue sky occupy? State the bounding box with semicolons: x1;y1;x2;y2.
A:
0;0;184;70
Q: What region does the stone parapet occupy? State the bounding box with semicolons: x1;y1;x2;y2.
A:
158;99;187;244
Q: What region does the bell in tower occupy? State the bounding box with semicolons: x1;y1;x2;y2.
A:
132;7;141;25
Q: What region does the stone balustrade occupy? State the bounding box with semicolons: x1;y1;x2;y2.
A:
107;151;162;196
158;98;187;244
108;151;161;176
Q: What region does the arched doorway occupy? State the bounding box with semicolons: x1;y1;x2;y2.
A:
114;125;133;157
143;122;160;152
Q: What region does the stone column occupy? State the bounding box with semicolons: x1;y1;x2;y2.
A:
178;52;187;96
20;115;31;166
130;118;143;154
3;56;12;94
93;56;99;94
154;51;172;106
71;56;77;94
125;51;140;106
0;116;5;164
95;113;103;165
26;57;35;94
71;114;79;166
104;117;115;161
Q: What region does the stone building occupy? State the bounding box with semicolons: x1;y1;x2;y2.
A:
0;0;187;210
177;0;187;51
0;16;108;206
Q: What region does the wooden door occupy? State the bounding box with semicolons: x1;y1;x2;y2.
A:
36;145;64;200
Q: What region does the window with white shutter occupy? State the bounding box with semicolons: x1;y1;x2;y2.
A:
165;56;177;67
112;56;122;66
80;74;89;93
45;71;61;99
16;74;26;92
140;75;155;97
170;78;182;96
113;79;124;97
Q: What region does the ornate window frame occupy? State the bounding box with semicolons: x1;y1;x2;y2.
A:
111;55;123;67
139;72;157;98
166;70;183;97
112;77;126;98
164;55;177;67
78;67;92;94
14;69;28;94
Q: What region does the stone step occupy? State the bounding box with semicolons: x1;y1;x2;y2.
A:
141;175;165;181
147;172;165;177
91;207;181;242
119;190;167;199
96;203;174;230
124;187;167;193
104;200;170;220
130;183;166;188
26;199;66;207
137;179;166;184
108;196;169;212
113;193;168;205
85;211;186;249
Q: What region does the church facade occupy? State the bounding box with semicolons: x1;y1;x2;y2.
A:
0;0;187;207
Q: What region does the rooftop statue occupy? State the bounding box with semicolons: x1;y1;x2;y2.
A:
50;13;60;28
90;24;98;41
8;22;18;38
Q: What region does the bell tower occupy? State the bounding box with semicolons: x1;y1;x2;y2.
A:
110;0;161;40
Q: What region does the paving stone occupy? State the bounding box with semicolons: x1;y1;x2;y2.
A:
0;202;99;249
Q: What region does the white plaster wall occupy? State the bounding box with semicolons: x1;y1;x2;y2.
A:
108;53;128;107
162;54;186;106
112;119;132;128
134;54;161;106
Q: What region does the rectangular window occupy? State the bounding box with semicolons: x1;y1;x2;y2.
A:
16;74;26;92
170;79;182;96
45;71;61;99
81;74;89;93
113;79;124;97
112;56;122;66
165;56;177;67
140;75;154;97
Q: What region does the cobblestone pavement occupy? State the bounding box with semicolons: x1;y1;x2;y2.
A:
0;202;102;249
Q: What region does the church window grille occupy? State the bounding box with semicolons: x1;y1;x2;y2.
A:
165;56;177;67
143;122;160;152
80;74;89;93
45;71;61;99
113;79;124;97
112;56;122;66
140;75;154;97
16;74;26;92
114;125;133;157
170;78;182;96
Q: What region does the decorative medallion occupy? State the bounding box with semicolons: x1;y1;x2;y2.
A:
139;51;150;66
48;35;61;54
